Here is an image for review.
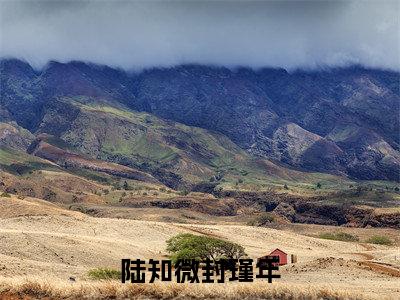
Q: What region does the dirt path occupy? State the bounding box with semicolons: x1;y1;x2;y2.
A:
347;243;375;260
349;243;400;277
173;224;224;239
359;243;376;251
350;252;374;260
360;261;400;277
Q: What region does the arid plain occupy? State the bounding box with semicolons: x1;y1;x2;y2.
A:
0;195;399;300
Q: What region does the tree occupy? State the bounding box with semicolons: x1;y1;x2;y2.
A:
166;233;246;263
316;182;322;189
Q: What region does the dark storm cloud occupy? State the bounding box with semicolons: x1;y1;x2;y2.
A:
0;0;399;70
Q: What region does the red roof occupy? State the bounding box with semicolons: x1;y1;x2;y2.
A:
269;248;287;255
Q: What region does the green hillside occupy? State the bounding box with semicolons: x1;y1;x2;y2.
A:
32;98;358;191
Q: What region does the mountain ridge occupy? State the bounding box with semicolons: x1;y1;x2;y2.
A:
1;58;399;181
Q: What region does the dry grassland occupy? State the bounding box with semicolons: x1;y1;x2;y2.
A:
0;195;399;299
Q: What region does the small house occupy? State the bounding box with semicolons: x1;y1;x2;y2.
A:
257;248;288;267
269;248;288;265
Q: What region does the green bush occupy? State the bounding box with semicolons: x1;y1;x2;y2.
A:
365;235;393;246
318;232;359;242
1;192;11;198
88;268;121;280
166;233;246;263
247;213;275;226
178;188;190;196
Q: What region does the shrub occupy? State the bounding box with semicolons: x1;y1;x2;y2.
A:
365;235;393;246
1;192;11;197
178;189;190;196
166;233;247;263
88;268;121;280
247;213;275;226
123;181;130;190
318;232;359;242
213;186;223;198
283;184;289;190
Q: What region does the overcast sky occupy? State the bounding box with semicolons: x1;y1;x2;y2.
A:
0;0;399;70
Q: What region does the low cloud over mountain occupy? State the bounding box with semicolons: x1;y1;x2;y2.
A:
1;0;399;70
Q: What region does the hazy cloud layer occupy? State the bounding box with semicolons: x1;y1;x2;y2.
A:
1;0;399;70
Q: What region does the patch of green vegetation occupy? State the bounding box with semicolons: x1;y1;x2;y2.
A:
178;188;190;196
166;233;247;263
318;232;359;242
66;168;112;184
96;130;178;167
69;99;136;120
92;105;135;119
0;148;32;165
0;148;59;175
365;235;393;246
1;192;11;197
87;268;121;280
131;134;177;162
0;162;57;176
247;213;275;226
41;135;76;151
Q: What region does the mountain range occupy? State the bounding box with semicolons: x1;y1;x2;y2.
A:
1;58;399;187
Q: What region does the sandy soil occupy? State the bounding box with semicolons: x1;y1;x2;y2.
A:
0;195;399;299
